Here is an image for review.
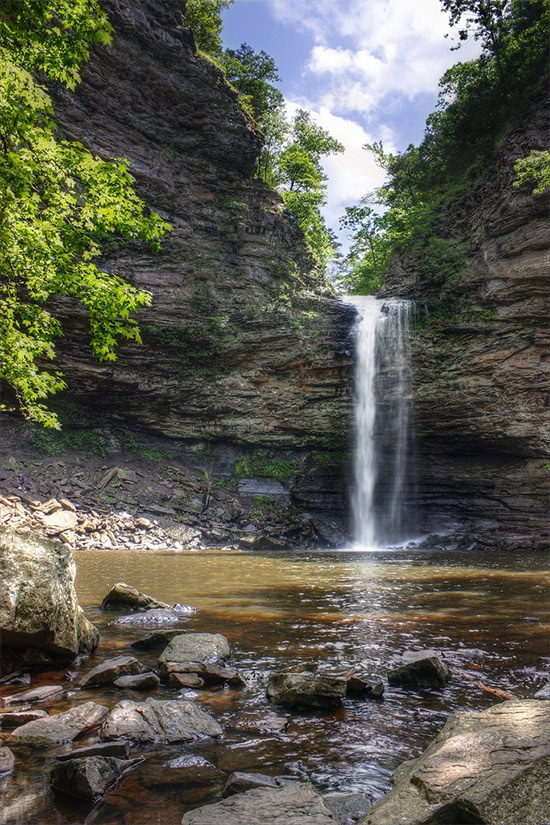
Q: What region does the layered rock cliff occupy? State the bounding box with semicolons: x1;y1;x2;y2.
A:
11;0;355;541
382;88;550;549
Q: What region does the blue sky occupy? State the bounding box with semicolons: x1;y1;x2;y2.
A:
221;0;480;248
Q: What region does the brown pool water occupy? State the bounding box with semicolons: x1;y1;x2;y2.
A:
1;543;548;825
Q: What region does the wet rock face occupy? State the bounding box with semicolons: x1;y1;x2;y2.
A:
383;94;550;547
45;0;354;523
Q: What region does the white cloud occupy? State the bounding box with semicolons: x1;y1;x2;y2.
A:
268;0;480;114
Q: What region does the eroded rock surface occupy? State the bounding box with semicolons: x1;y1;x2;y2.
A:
12;702;109;744
359;699;550;825
101;698;222;743
266;673;347;710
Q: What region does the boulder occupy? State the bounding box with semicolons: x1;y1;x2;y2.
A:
113;672;161;691
51;755;141;802
359;699;550;825
266;673;347;710
79;655;150;688
323;793;372;824
101;698;222;743
158;633;231;678
0;530;99;664
180;782;338;824
101;582;170;611
12;701;109;744
0;747;15;775
387;655;450;689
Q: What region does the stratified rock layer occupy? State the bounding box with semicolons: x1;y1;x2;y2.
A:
382;91;549;547
44;0;354;529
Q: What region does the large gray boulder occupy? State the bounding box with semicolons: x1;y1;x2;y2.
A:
359;699;550;825
0;529;99;663
180;782;337;824
101;698;223;743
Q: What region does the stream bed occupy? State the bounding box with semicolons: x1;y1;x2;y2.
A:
1;542;548;824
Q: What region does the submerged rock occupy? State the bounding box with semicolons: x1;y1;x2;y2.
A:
346;675;385;699
112;608;182;626
0;709;49;729
101;698;222;743
131;629;182;649
266;672;347;710
222;771;284;797
359;699;550;825
180;782;338;824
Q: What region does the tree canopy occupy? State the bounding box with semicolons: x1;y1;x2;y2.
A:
340;0;549;294
0;1;169;426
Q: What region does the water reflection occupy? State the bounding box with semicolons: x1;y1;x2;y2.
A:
1;544;548;824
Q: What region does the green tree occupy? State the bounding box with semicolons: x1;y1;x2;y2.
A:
0;1;169;426
277;111;344;270
185;0;234;57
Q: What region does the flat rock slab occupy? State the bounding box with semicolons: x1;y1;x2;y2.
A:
359;699;550;825
164;661;245;688
267;673;347;710
159;633;231;671
0;709;49;728
222;771;284;797
2;684;64;707
79;655;149;688
12;702;109;744
180;782;337;824
101;698;223;743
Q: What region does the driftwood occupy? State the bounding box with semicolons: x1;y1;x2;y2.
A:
457;669;518;701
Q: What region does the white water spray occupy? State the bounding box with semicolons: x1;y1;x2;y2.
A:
347;295;415;548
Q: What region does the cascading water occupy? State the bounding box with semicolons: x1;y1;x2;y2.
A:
348;295;416;547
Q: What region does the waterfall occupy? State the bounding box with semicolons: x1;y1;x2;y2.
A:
348;295;416;547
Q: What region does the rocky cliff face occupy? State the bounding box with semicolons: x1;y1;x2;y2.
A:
27;0;355;541
383;90;549;549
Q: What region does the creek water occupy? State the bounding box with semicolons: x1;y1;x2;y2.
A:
1;544;548;825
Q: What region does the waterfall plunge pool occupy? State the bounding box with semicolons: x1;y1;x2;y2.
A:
2;543;547;825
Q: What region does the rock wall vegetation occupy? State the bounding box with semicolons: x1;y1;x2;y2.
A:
1;0;355;543
382;89;549;549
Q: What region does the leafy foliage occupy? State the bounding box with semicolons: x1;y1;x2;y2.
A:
185;0;234;56
514;149;550;194
0;1;169;426
340;0;549;294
